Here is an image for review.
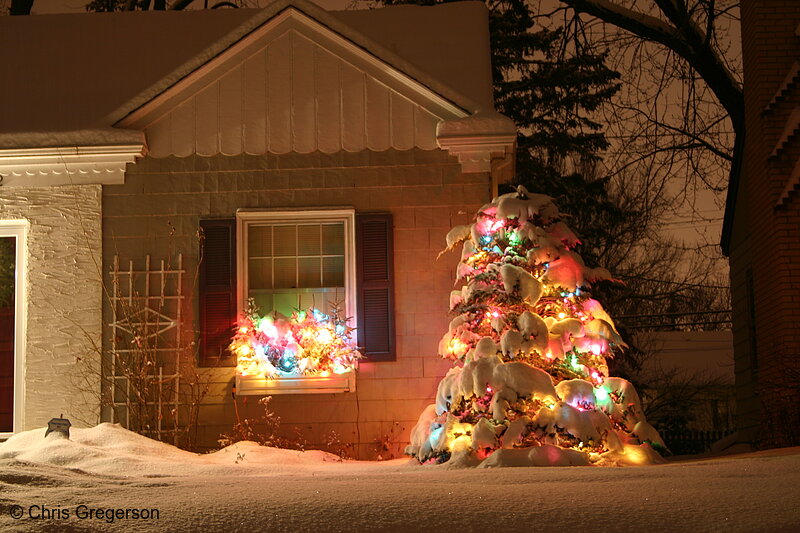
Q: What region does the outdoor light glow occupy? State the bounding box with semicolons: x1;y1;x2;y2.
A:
316;328;333;344
595;386;609;402
447;337;469;357
258;317;278;338
232;305;361;379
447;422;473;452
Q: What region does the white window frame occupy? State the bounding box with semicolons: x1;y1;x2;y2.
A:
0;220;27;439
234;208;357;395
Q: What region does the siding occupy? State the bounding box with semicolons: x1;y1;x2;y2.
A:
103;149;490;456
144;30;443;158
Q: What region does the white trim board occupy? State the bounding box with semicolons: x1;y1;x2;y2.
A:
0;220;28;439
0;145;145;188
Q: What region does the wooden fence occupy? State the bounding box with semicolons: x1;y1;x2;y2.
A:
659;428;733;456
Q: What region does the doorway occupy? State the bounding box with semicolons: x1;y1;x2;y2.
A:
0;222;25;436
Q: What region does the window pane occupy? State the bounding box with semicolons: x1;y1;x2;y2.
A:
274;292;299;316
0;237;15;432
299;291;320;311
248;258;272;290
297;225;321;256
272;226;296;256
250;293;274;315
322;224;344;255
298;257;321;288
323;256;344;287
273;257;296;289
248;226;272;257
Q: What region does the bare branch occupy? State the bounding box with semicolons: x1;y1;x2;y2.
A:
560;0;743;133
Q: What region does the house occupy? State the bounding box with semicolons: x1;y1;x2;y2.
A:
634;330;735;453
722;1;800;448
0;1;516;454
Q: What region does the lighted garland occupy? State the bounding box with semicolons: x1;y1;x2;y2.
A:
232;301;361;378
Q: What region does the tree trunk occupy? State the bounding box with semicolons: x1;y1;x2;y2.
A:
10;0;34;15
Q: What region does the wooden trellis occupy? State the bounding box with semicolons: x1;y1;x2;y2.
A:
108;254;185;444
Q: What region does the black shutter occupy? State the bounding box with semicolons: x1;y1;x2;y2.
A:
356;213;395;362
199;219;237;366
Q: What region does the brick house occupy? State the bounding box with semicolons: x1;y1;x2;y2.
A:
0;1;516;454
722;1;800;447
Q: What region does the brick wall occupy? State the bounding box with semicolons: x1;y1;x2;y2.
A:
735;1;800;447
103;149;490;456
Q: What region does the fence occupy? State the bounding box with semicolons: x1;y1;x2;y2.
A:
659;428;733;456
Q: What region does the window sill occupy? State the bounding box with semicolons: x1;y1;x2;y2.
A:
235;370;356;395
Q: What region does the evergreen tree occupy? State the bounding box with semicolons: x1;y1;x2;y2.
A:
405;187;666;466
377;0;623;264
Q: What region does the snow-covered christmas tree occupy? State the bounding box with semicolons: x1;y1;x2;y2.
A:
405;186;666;467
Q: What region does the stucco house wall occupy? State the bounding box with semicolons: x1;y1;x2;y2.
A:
0;185;102;432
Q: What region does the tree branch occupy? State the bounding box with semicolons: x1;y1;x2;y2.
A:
9;0;34;15
560;0;743;134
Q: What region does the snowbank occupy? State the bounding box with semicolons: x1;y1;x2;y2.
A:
0;425;798;532
0;424;351;478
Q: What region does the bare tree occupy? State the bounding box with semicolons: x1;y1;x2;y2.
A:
9;0;33;15
561;0;742;131
557;0;742;215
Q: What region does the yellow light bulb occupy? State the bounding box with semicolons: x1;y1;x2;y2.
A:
316;329;333;344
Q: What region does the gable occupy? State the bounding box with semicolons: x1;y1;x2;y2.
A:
117;8;469;157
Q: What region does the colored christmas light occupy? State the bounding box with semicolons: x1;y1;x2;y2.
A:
232;301;361;379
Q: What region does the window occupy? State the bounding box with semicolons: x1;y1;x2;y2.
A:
237;210;356;322
0;221;26;437
198;210;395;373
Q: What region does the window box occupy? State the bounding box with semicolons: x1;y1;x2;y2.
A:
235;369;356;395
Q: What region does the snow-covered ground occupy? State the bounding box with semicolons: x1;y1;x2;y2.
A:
1;424;798;532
